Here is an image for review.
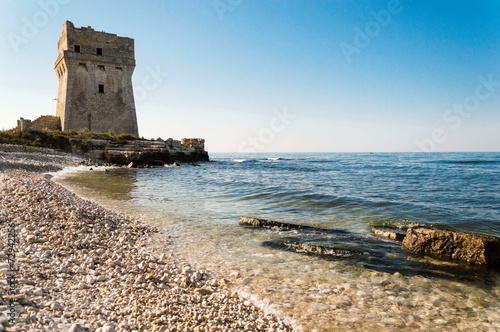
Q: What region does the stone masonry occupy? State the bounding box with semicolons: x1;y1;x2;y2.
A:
54;21;139;136
17;116;61;132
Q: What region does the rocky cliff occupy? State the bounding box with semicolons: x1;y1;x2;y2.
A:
71;137;209;166
0;130;209;167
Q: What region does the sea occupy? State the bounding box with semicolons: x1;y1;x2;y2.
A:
54;152;500;331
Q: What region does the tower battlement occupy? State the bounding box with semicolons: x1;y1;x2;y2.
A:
54;21;139;136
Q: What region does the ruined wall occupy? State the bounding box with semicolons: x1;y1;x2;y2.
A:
54;21;138;136
17;118;32;132
17;116;60;132
31;115;61;131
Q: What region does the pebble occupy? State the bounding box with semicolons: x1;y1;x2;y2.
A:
32;288;44;296
50;301;64;311
68;324;86;332
0;147;293;331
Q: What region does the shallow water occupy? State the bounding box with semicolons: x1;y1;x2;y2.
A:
55;153;500;331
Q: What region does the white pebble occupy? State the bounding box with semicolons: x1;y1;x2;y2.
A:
50;301;64;311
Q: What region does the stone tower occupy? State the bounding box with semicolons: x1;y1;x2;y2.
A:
54;21;139;136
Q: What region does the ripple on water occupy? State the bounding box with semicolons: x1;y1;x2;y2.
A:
54;154;500;331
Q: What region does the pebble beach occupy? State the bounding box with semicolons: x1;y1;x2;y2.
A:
0;145;293;332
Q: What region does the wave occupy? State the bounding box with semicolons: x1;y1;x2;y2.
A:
369;219;431;230
50;165;114;179
427;159;499;165
237;190;393;212
231;158;285;163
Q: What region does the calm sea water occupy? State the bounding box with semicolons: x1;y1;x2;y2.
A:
56;152;500;331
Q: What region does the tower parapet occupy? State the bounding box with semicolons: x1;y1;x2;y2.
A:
54;21;139;136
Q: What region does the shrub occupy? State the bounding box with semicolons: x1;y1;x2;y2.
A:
0;130;39;146
77;128;93;139
116;133;136;141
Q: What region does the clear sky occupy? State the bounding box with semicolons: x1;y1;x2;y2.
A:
1;0;499;152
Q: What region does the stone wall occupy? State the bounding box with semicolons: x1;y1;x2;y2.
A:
54;21;138;137
17;116;61;132
32;115;61;131
17;118;32;132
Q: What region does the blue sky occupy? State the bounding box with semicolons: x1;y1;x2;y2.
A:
0;0;499;152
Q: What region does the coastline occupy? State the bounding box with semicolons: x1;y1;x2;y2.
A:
0;145;293;331
52;152;500;331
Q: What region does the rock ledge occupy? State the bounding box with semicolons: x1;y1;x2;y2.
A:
402;227;500;267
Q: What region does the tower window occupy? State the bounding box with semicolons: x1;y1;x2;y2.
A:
98;84;105;93
96;48;103;55
74;45;80;53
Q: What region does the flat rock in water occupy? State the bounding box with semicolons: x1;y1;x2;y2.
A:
402;227;500;268
239;216;313;231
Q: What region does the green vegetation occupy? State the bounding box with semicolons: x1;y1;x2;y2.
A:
0;128;75;150
0;129;42;147
76;128;94;139
115;133;137;144
52;129;76;139
102;147;109;159
0;128;138;151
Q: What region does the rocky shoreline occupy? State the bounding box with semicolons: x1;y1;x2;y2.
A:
0;145;293;331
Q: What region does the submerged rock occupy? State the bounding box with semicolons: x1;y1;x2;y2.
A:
402;227;500;268
371;227;406;241
240;216;499;277
264;239;367;259
239;216;314;231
